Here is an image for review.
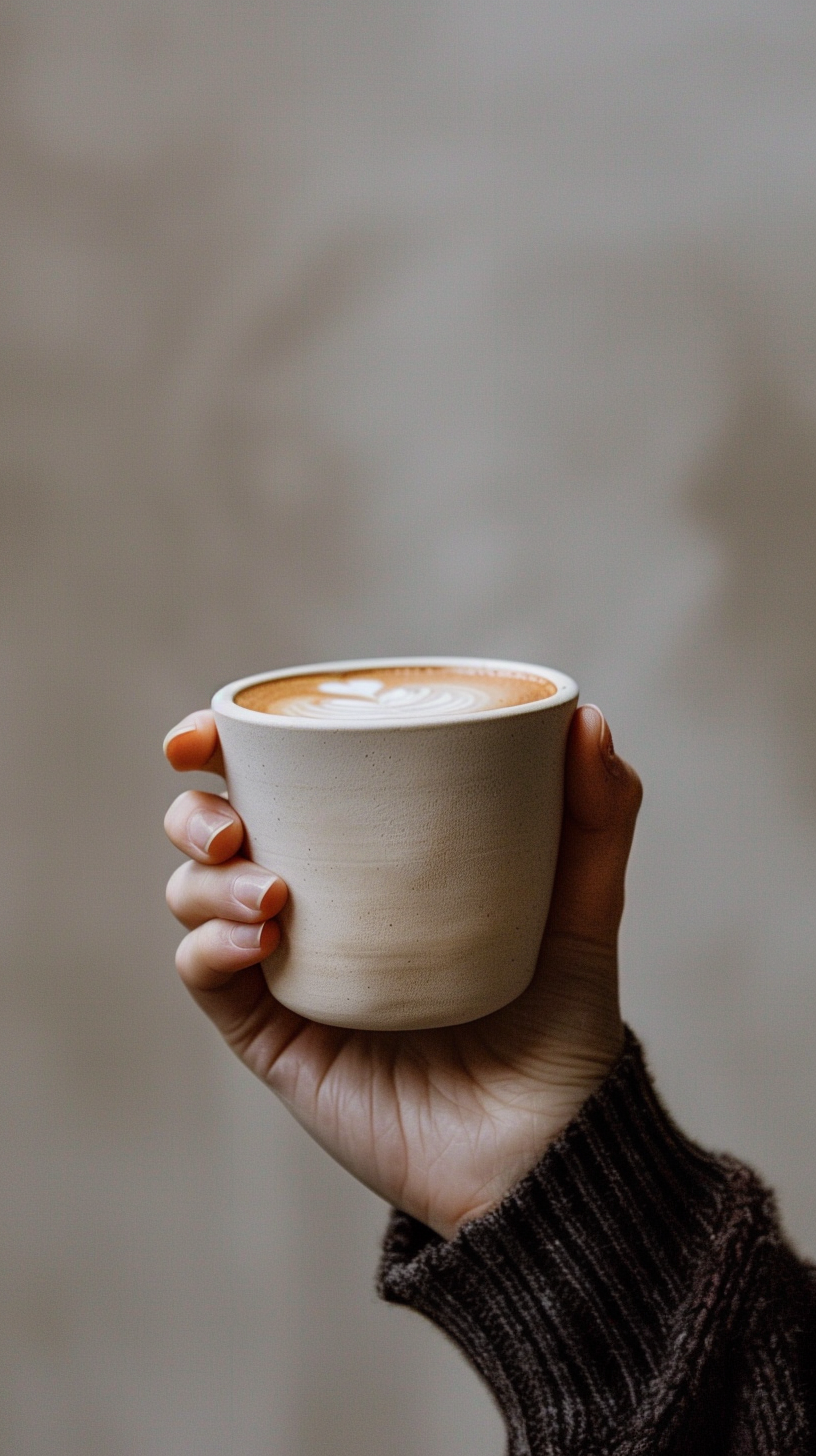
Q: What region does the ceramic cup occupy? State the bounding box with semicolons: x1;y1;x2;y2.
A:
212;657;578;1030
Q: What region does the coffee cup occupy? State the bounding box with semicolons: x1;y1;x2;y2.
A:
212;657;578;1030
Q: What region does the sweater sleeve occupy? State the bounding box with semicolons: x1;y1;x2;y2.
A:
377;1028;816;1455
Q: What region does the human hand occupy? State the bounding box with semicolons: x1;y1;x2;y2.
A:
163;705;642;1240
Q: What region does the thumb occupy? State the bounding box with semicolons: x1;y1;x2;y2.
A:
545;705;643;948
490;705;641;1090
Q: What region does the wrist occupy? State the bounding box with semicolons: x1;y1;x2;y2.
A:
379;1029;753;1450
444;1024;626;1240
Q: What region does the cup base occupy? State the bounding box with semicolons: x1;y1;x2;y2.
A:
262;957;536;1031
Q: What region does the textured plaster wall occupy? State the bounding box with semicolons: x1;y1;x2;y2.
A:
1;3;816;1452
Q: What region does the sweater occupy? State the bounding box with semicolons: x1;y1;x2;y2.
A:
378;1028;816;1454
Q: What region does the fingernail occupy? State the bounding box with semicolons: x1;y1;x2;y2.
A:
233;872;281;912
584;704;606;744
163;716;199;754
584;704;617;772
189;808;235;854
590;705;625;779
229;921;267;950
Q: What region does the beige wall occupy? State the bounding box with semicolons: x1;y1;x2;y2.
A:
2;4;816;1452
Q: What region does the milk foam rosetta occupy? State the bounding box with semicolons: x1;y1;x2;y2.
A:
235;665;557;723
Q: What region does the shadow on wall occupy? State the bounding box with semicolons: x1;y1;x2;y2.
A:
681;375;816;816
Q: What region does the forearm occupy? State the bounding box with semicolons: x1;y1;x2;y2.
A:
378;1030;816;1455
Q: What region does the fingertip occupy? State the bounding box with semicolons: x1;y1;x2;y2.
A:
565;705;641;832
566;705;607;802
260;876;289;918
175;917;280;995
163;711;219;771
572;703;605;754
201;816;244;863
570;704;629;780
545;707;643;945
262;918;282;955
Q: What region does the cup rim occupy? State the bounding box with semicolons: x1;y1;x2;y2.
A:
212;656;579;731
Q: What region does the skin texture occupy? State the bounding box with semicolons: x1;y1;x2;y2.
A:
164;705;642;1241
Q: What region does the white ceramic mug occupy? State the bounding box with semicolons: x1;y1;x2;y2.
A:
212;657;578;1030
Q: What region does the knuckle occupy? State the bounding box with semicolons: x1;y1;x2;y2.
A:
614;760;643;816
627;768;644;812
164;790;197;836
169;789;198;816
174;935;194;985
175;923;216;987
165;861;193;916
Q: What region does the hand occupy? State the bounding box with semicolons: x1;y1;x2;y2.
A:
163;705;642;1240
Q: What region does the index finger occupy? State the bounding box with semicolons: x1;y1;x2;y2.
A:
163;710;225;776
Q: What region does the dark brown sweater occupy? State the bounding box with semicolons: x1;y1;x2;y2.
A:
378;1029;816;1454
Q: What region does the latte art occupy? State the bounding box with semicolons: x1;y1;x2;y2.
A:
280;680;494;721
235;665;557;723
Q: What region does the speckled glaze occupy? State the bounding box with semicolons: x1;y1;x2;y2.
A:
212;657;578;1030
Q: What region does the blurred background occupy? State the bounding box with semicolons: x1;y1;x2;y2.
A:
2;2;816;1452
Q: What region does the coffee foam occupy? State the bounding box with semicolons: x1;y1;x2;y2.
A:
235;665;556;723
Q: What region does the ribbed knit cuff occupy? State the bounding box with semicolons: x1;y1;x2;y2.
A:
377;1028;779;1455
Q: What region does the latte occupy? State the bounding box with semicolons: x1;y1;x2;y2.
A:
215;657;577;1027
235;663;557;724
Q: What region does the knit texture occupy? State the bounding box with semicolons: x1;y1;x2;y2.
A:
378;1029;816;1454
